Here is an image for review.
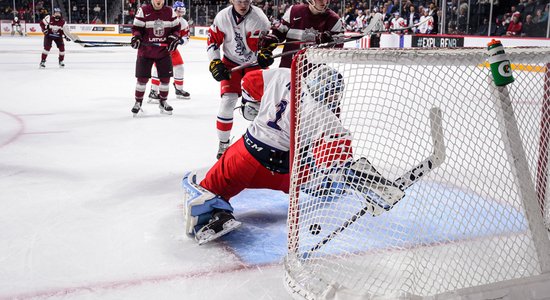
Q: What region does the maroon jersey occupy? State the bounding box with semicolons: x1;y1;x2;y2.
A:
132;4;180;59
40;15;66;38
12;19;21;27
273;4;344;68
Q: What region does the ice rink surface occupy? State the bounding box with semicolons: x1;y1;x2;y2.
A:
0;36;293;300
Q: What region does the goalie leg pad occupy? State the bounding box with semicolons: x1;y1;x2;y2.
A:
182;172;234;236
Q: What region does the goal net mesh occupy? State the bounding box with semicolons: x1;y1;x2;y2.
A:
285;47;550;299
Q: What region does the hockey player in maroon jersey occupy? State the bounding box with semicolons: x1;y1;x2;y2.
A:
11;16;24;36
130;0;181;116
148;1;191;103
39;8;71;68
206;0;271;159
272;0;345;68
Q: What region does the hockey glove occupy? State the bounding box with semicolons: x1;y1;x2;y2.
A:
257;49;274;69
315;31;334;44
131;35;141;49
166;35;179;52
179;36;190;46
258;33;279;51
209;59;231;82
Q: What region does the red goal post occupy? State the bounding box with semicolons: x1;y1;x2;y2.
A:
286;47;550;299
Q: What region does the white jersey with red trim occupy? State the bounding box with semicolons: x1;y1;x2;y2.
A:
207;5;270;65
417;15;433;34
244;68;292;151
390;16;407;30
178;16;190;46
243;68;348;152
179;17;189;37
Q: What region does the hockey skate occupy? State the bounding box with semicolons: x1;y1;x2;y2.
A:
59;61;65;68
159;100;173;115
194;209;242;245
173;83;190;99
147;90;160;104
216;140;230;159
131;101;142;117
39;60;46;69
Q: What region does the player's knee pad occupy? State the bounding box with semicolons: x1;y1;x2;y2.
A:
182;171;234;236
218;93;239;118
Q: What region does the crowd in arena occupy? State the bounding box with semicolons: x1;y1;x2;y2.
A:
1;0;549;37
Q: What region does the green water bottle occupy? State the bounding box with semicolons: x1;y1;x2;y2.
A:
487;39;514;86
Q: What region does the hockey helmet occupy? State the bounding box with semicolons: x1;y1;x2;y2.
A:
304;65;345;112
14;16;18;21
173;1;186;14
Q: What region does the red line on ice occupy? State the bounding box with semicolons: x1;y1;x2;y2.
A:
0;110;25;148
0;263;279;300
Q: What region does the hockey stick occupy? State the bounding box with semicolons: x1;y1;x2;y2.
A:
228;16;384;73
303;107;446;258
73;40;131;47
230;15;432;73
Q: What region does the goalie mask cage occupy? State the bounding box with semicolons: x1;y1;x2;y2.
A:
286;48;550;300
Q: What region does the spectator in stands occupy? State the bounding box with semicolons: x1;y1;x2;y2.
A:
517;0;527;13
475;17;489;35
404;4;420;32
521;14;539;36
523;0;536;17
93;4;101;18
495;13;511;36
533;8;546;23
506;12;522;36
428;2;439;33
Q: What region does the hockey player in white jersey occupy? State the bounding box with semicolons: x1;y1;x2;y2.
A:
206;0;273;159
389;11;407;31
182;66;405;245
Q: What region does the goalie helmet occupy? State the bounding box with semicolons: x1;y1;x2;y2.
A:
173;1;186;15
304;65;344;113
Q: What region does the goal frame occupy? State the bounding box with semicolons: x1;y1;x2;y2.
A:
285;47;550;300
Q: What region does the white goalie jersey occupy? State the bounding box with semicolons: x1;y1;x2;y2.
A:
242;67;350;157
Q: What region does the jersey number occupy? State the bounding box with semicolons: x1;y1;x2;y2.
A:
267;100;288;131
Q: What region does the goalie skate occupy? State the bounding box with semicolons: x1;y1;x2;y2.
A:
346;158;405;215
194;210;242;245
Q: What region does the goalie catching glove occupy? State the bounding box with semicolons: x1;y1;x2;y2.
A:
209;59;231;82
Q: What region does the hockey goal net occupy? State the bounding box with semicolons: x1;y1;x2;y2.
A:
285;47;550;299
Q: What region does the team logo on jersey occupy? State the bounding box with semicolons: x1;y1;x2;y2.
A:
153;19;165;37
234;32;253;62
303;27;319;42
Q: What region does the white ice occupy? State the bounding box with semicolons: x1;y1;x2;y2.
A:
0;36;291;299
